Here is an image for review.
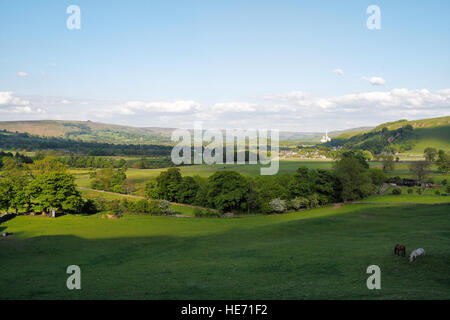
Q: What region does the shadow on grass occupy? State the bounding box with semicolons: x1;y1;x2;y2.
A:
0;204;449;300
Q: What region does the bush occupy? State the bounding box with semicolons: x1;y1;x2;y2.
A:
435;189;441;196
307;193;320;208
392;188;402;195
416;188;424;195
290;197;309;210
442;179;447;186
193;208;203;217
447;185;450;193
407;188;413;194
193;207;220;217
269;198;287;213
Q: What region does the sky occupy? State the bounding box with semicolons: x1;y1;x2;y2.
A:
1;0;449;131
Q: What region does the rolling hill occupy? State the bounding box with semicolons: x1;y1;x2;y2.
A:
328;116;450;154
0;120;370;145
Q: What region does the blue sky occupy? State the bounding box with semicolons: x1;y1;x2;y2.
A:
1;0;449;131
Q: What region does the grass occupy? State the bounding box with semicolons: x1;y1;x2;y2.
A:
356;194;450;204
79;188;197;216
1;203;449;299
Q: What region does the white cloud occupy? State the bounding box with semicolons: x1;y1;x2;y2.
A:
16;72;28;77
361;76;386;86
212;102;257;113
117;100;202;115
0;92;30;106
0;89;448;131
334;68;344;75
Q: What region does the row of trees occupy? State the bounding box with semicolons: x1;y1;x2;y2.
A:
145;151;386;214
90;167;131;194
0;157;85;214
57;156;127;169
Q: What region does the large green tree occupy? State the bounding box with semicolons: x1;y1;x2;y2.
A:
156;168;183;201
175;176;199;204
334;154;375;201
207;171;249;212
29;172;83;213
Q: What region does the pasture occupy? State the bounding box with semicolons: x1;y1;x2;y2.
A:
1;202;449;299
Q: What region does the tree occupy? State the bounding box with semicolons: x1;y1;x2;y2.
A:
29;172;83;213
156;168;182;201
368;168;387;193
175;176;199;204
207;171;249;212
255;177;288;214
28;156;67;176
334;154;375;201
436;150;449;174
0;157;32;213
145;181;160;199
409;161;430;183
381;154;395;173
288;167;315;198
424;147;438;162
314;169;341;204
362;150;373;162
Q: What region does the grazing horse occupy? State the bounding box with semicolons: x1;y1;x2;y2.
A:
394;244;406;257
410;248;425;262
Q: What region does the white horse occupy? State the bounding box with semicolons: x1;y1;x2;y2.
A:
409;248;426;262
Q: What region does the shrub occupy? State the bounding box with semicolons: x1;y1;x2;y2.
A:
407;188;413;194
158;200;175;215
447;185;450;193
435;189;441;196
307;193;320;208
269;198;287;213
193;208;203;217
290;197;309;210
193;207;221;217
442;179;447;186
416;188;424;195
392;188;402;195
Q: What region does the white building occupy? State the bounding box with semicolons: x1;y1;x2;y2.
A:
320;130;331;143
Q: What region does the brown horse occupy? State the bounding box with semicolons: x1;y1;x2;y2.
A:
394;244;406;257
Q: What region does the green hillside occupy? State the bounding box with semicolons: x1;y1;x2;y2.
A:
328;116;450;154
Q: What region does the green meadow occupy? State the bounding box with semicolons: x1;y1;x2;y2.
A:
1;202;449;300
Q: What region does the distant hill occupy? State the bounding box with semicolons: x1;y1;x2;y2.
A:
327;116;450;154
0;120;174;145
0;117;447;154
0;120;371;145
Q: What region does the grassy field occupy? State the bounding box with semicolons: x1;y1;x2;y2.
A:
1;202;449;300
78;189;198;216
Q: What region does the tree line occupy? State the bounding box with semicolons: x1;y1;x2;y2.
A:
0;157;86;214
145;151;387;214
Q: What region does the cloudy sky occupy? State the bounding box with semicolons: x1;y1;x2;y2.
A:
1;0;449;131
